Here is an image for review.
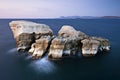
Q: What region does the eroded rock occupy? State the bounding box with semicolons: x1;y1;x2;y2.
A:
9;20;53;52
16;33;35;52
9;20;110;60
48;25;88;59
91;37;110;51
81;38;100;57
58;25;88;40
81;37;110;57
29;36;54;59
48;37;65;59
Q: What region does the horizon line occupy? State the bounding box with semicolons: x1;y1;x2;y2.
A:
0;15;120;19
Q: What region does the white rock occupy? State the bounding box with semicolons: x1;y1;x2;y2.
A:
48;25;88;59
9;20;53;52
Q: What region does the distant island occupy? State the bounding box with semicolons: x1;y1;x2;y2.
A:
59;16;120;19
101;16;120;19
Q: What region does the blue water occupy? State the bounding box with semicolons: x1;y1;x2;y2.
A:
0;19;120;80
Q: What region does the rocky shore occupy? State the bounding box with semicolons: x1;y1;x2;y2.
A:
9;20;110;59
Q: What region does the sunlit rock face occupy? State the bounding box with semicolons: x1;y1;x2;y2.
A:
9;20;111;60
58;25;88;40
48;37;65;59
48;25;88;59
81;39;100;57
81;37;110;57
9;20;53;52
29;36;54;59
90;37;110;51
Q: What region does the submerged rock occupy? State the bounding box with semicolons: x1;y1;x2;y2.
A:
48;25;88;59
81;37;110;57
9;20;53;52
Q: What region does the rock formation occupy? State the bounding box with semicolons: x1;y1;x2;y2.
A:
81;37;110;57
90;37;110;51
29;36;54;59
48;37;66;59
81;38;100;56
9;20;110;59
48;25;88;59
9;20;53;53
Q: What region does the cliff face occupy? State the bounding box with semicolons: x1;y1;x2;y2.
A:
9;20;53;52
48;25;88;59
81;37;110;57
29;36;54;59
90;37;110;51
9;20;110;59
48;37;65;59
81;39;100;56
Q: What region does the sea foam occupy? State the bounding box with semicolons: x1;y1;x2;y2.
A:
29;56;56;74
7;48;17;53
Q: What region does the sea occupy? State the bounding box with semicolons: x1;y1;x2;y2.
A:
0;19;120;80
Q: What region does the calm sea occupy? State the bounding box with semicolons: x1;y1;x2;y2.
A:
0;19;120;80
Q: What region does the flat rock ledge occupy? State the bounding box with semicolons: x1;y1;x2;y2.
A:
9;20;110;59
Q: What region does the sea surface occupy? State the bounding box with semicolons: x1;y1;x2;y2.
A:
0;19;120;80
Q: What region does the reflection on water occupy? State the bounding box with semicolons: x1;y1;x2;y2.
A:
29;56;56;74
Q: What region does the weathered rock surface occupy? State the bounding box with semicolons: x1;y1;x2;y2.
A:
48;25;88;59
29;36;54;59
90;37;110;51
48;37;65;59
9;20;53;52
58;25;88;40
81;38;100;57
81;37;110;57
9;20;110;59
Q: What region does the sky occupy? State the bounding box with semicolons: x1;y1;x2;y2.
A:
0;0;120;18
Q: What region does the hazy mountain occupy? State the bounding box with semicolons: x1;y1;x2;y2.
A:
59;16;120;19
101;16;120;19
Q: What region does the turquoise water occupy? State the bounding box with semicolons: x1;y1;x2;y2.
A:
0;19;120;80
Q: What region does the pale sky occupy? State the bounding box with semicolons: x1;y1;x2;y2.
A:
0;0;120;18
